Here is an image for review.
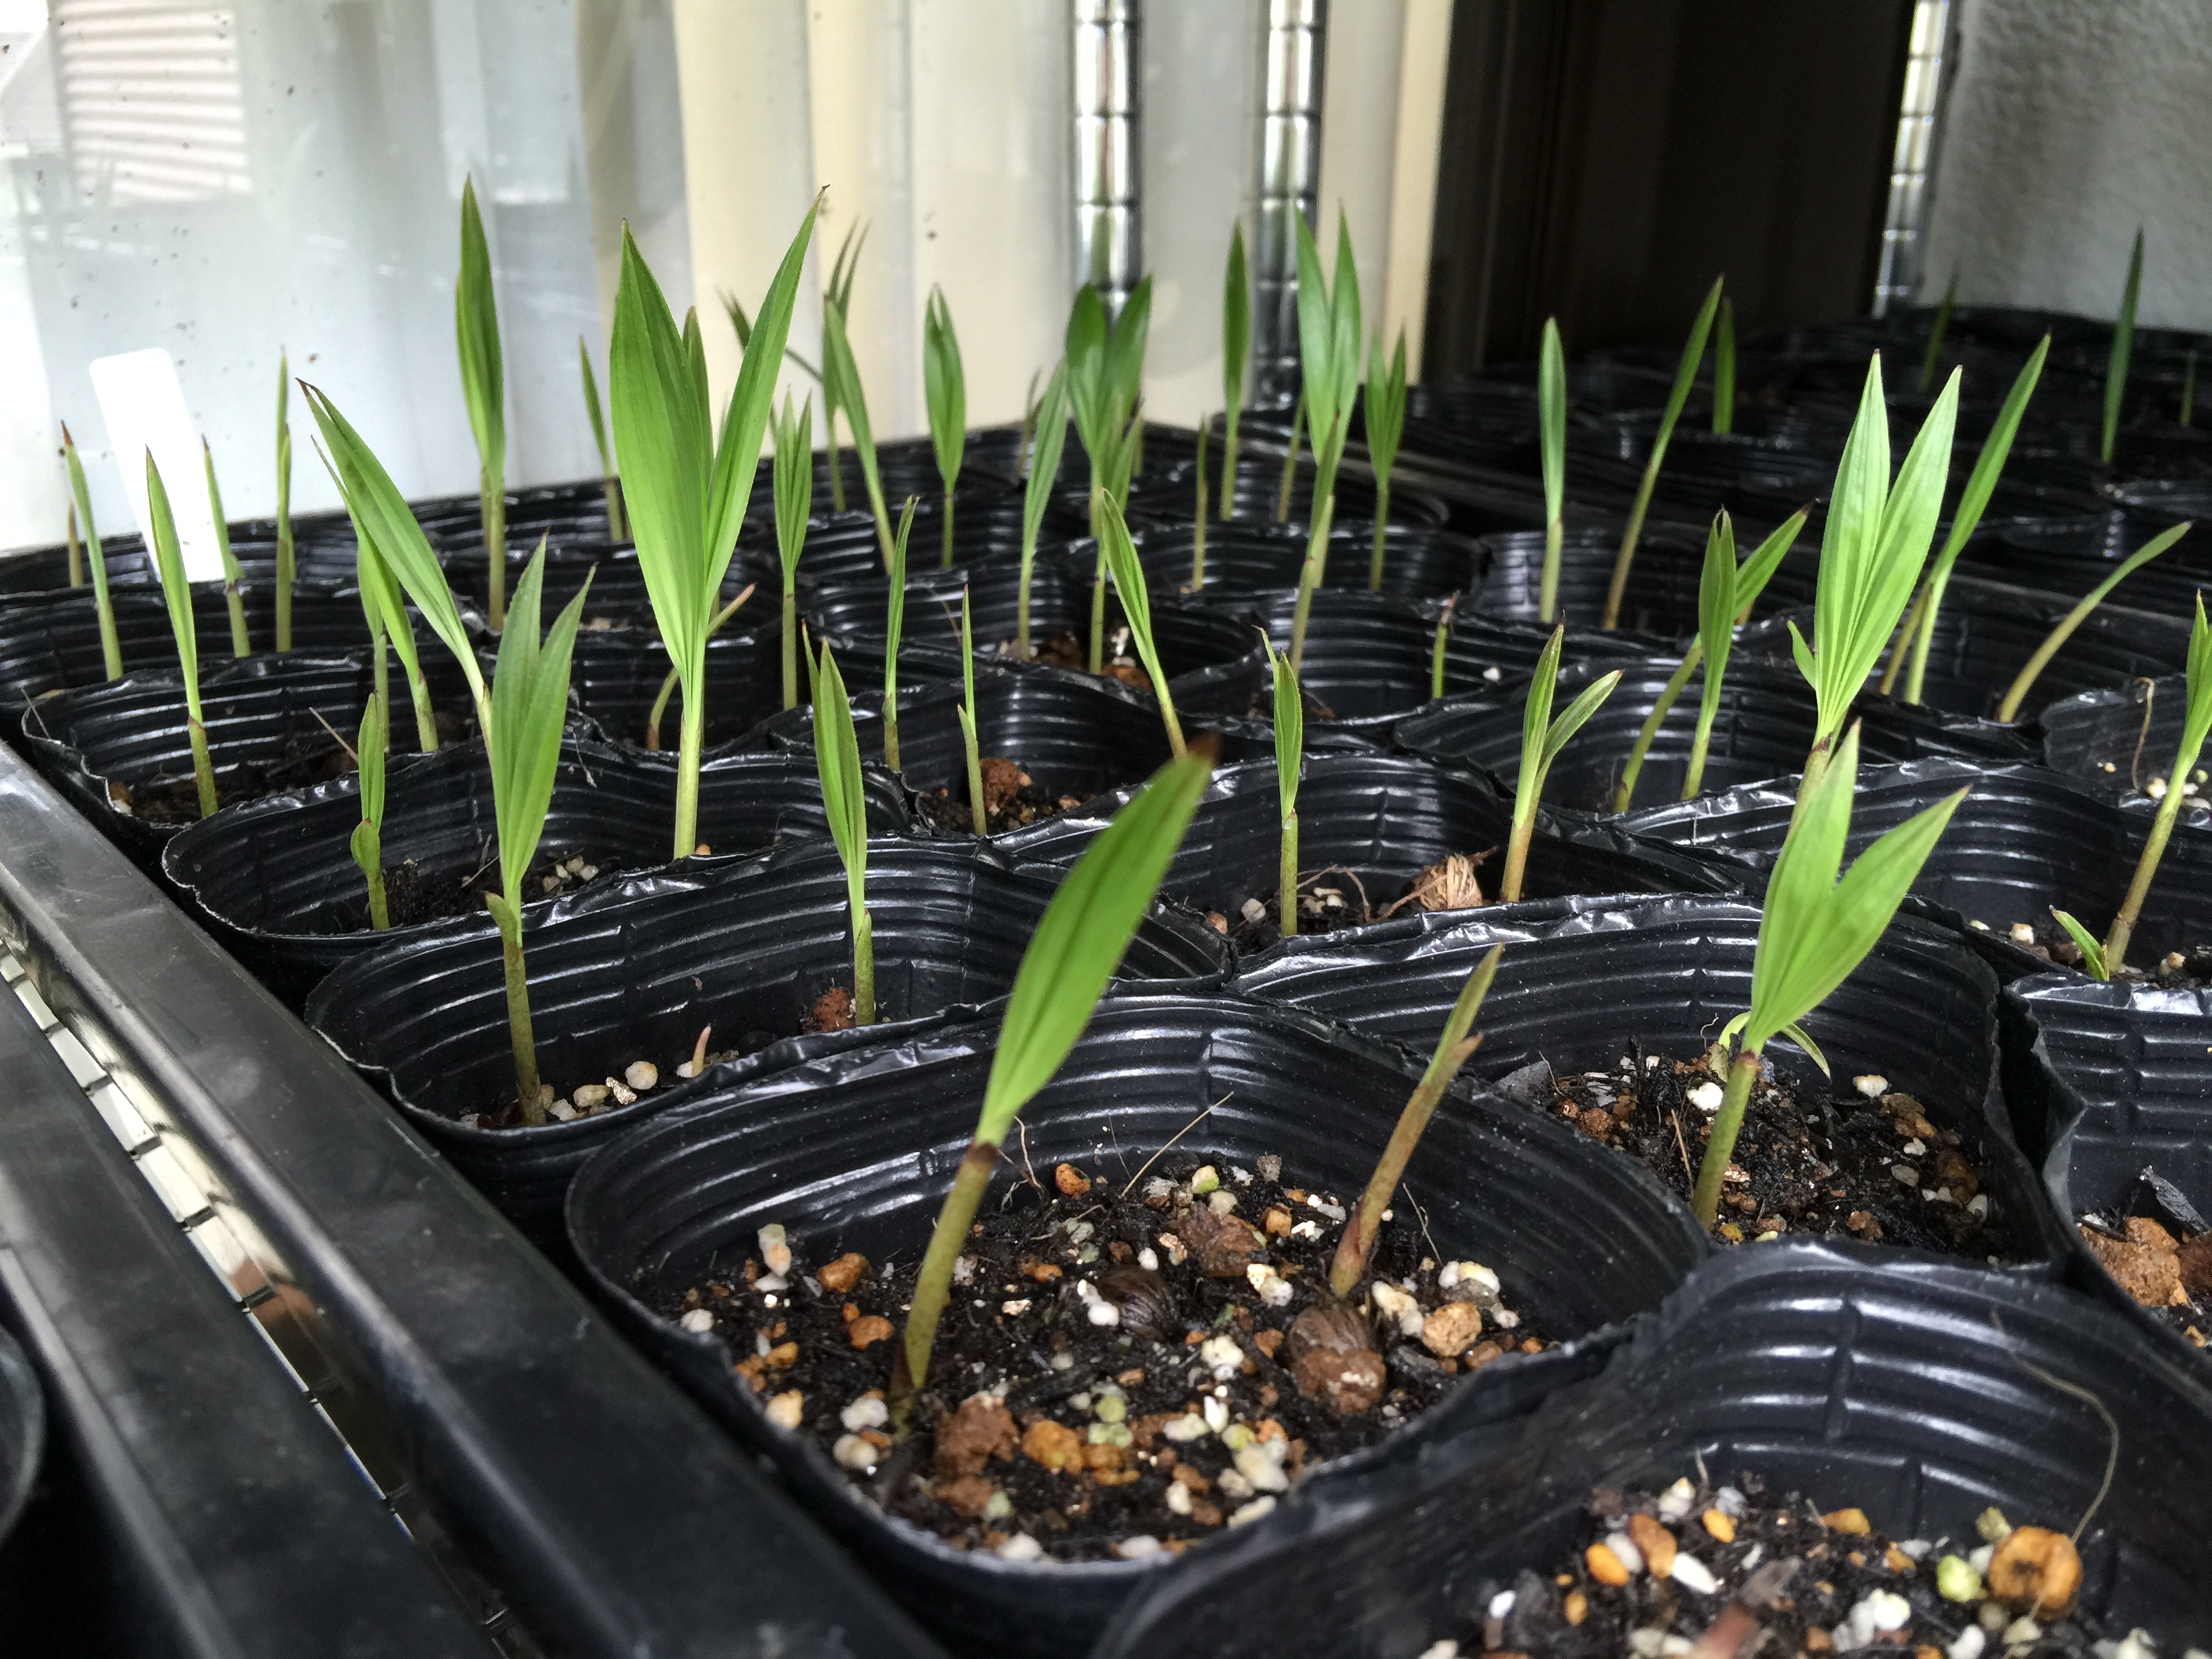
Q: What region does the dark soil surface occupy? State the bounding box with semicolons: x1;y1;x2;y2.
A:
121;739;350;823
653;1152;1549;1563
1017;629;1153;693
1224;854;1494;952
380;846;617;929
1980;914;2212;989
1545;1048;2010;1258
2076;1170;2212;1350
1441;1475;2114;1659
913;754;1097;836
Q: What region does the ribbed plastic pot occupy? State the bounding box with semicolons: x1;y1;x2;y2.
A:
2039;674;2205;810
159;739;908;1004
1092;1240;2212;1659
0;1326;41;1551
562;989;1708;1658
1394;655;1930;815
997;752;1737;921
0;581;377;708
306;840;1227;1242
20;650;475;865
804;560;1268;720
760;669;1179;826
0;523;362;601
1469;525;1805;637
1125;519;1489;604
773;493;1091;593
1231;893;2062;1269
2006;972;2212;1371
1619;758;2212;983
1124;457;1452;533
1970;513;2212;619
741;446;1020;533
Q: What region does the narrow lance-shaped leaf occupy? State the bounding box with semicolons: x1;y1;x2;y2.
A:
340;483;440;754
958;585;985;837
1920;269;1958;394
274;352;295;651
1019;363;1070;658
821;295;894;569
1098;494;1184;756
456;176;508;628
579;336;627;541
1272;639;1303;938
144;454;217;819
1538;318;1567;623
351;692;389;930
1995;524;2190;724
61;424;121;680
2104;229;2144;465
812;639;875;1026
2103;593;2212;973
202;438;250;657
1221;224;1250;514
895;739;1217;1408
1503;626;1620;901
1366;328;1408;590
1603;276;1721;630
1713;295;1736;434
882;497;914;771
923;287;966;567
774;394;814;709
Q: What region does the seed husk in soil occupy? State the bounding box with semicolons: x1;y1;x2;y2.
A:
1425;1475;2118;1659
1221;853;1493;952
1544;1049;2005;1257
651;1153;1547;1563
2077;1174;2212;1350
1021;629;1153;693
913;754;1093;835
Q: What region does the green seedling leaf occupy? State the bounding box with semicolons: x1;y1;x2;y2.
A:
487;541;592;904
1223;223;1250;509
337;484;438;752
457;177;507;626
2105;594;2212;972
2104;229;2144;464
1605;276;1722;630
579;335;615;477
774;394;814;587
1538;319;1566;530
1920;268;1958;393
274;354;295;652
1504;626;1620;899
201;438;249;657
145;453;216;818
351;691;389;930
923;285;966;495
1020;363;1070;657
821;295;893;565
61;423;121;679
2051;909;2110;981
1271;638;1303;824
1366;328;1408;590
1713;294;1736;434
1294;213;1361;486
1996;522;2190;722
1099;494;1184;756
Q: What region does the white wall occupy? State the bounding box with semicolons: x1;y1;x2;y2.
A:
1922;0;2212;329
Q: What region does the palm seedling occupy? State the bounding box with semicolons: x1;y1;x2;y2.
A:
1920;270;1959;394
819;222;867;512
2058;595;2212;979
1502;626;1621;901
1065;279;1153;670
1018;364;1070;659
891;741;1216;1417
1016;368;1042;477
1286;213;1362;674
645;579;755;752
1603;276;1723;630
1790;354;1961;790
456;177;508;630
821;293;894;570
201;440;250;658
1365;328;1408;590
1689;723;1965;1227
338;485;441;753
1271;639;1303;938
956;585;985;836
579;337;628;541
352;691;389;929
775;393;813;708
1221;223;1250;518
61;424;121;680
1713;295;1736;435
811;638;876;1025
1537;318;1566;623
878;497;916;771
306;381;590;1125
1612;508;1807;813
1328;943;1503;1296
611;204;816;857
64;495;81;588
1274;388;1306;524
144;455;217;818
1098;494;1185;756
2103;230;2144;466
275;354;295;651
923;287;966;568
1991;522;2190;723
1430;594;1457;701
1885;335;2049;703
1192;415;1210;586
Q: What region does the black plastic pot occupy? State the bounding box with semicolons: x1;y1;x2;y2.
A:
1128;456;1451;533
1469;525;1805;636
2008;971;2212;1372
773;493;1092;592
1232;892;2062;1267
1969;512;2212;618
20;651;476;865
1125;518;1490;603
1394;655;1916;815
761;668;1179;827
1620;758;2212;981
998;752;1737;920
565;617;788;752
563;989;1708;1658
159;738;908;1003
306;839;1227;1242
0;580;380;710
0;1328;40;1551
1093;1240;2212;1659
2039;674;2205;808
804;560;1269;720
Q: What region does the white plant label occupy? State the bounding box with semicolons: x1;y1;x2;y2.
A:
88;348;225;583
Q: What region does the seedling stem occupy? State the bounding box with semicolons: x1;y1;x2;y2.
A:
1604;276;1722;630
